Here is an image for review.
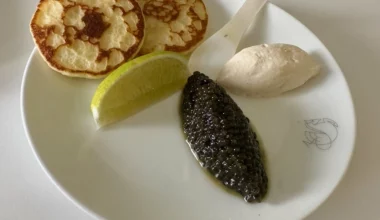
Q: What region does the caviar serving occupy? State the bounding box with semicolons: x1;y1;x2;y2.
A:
181;72;268;203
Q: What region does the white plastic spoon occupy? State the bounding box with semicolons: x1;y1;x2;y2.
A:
188;0;267;80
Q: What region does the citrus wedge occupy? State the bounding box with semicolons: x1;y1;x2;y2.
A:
91;51;190;128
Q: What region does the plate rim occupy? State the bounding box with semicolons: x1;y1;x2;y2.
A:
20;47;104;220
269;3;357;218
20;2;357;219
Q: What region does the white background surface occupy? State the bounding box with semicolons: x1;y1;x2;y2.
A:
0;0;378;219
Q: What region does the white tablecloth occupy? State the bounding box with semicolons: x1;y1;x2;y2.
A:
1;0;378;219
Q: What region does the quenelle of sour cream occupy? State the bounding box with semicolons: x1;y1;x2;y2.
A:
216;43;320;98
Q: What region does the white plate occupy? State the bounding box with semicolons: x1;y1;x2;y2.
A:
21;2;356;220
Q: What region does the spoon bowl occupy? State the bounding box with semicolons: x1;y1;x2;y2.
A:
188;0;268;79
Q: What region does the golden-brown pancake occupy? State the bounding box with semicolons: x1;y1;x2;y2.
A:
30;0;145;79
137;0;208;55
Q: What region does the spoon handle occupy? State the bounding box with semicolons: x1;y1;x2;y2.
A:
188;0;267;79
222;0;268;46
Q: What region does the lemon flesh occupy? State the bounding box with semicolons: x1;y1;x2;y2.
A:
91;51;189;128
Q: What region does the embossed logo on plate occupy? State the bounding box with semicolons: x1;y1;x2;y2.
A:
303;118;339;150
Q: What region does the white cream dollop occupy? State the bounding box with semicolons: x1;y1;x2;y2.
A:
216;43;321;97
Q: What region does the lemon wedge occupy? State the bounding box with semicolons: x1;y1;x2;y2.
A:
91;51;189;128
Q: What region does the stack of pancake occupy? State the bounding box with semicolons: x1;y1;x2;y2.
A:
29;0;209;79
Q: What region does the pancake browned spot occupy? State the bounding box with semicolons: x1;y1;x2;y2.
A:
30;0;145;79
137;0;208;55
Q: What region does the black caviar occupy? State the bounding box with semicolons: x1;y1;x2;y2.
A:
181;71;268;203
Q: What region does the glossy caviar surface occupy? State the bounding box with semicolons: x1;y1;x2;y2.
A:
181;72;268;203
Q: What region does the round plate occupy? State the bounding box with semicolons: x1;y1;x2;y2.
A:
21;2;356;220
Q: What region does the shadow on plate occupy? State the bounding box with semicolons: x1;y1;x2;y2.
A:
274;5;378;220
234;96;316;205
263;104;315;205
